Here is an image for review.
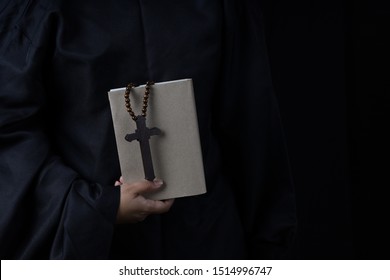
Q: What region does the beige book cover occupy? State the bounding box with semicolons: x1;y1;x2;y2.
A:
108;79;207;200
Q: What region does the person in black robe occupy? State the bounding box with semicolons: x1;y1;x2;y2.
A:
0;0;296;259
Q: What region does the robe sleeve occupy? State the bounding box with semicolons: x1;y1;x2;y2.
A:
218;0;297;259
0;0;119;259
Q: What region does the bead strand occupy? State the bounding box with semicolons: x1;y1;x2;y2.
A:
124;83;137;120
124;81;155;121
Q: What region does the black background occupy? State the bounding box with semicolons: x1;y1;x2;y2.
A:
260;0;390;259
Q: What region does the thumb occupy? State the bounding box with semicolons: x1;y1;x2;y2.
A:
130;179;164;195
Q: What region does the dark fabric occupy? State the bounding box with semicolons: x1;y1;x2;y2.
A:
259;0;353;259
258;0;390;259
0;0;296;259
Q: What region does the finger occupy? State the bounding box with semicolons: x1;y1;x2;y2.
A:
128;179;164;195
143;198;175;214
114;181;121;186
138;215;147;222
119;176;124;183
135;212;148;222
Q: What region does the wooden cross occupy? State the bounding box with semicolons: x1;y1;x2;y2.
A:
125;115;161;181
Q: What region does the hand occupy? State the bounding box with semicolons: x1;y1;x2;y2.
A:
115;177;174;223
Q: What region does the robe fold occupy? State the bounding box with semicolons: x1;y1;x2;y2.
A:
0;0;296;259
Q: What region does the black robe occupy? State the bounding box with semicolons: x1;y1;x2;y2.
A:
0;0;296;259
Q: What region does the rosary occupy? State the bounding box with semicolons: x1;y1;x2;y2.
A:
124;81;161;181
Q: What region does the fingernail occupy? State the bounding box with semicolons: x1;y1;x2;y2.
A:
153;179;163;186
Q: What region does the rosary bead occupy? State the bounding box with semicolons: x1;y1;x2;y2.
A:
124;81;153;120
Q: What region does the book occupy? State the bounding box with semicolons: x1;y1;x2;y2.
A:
108;79;207;200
